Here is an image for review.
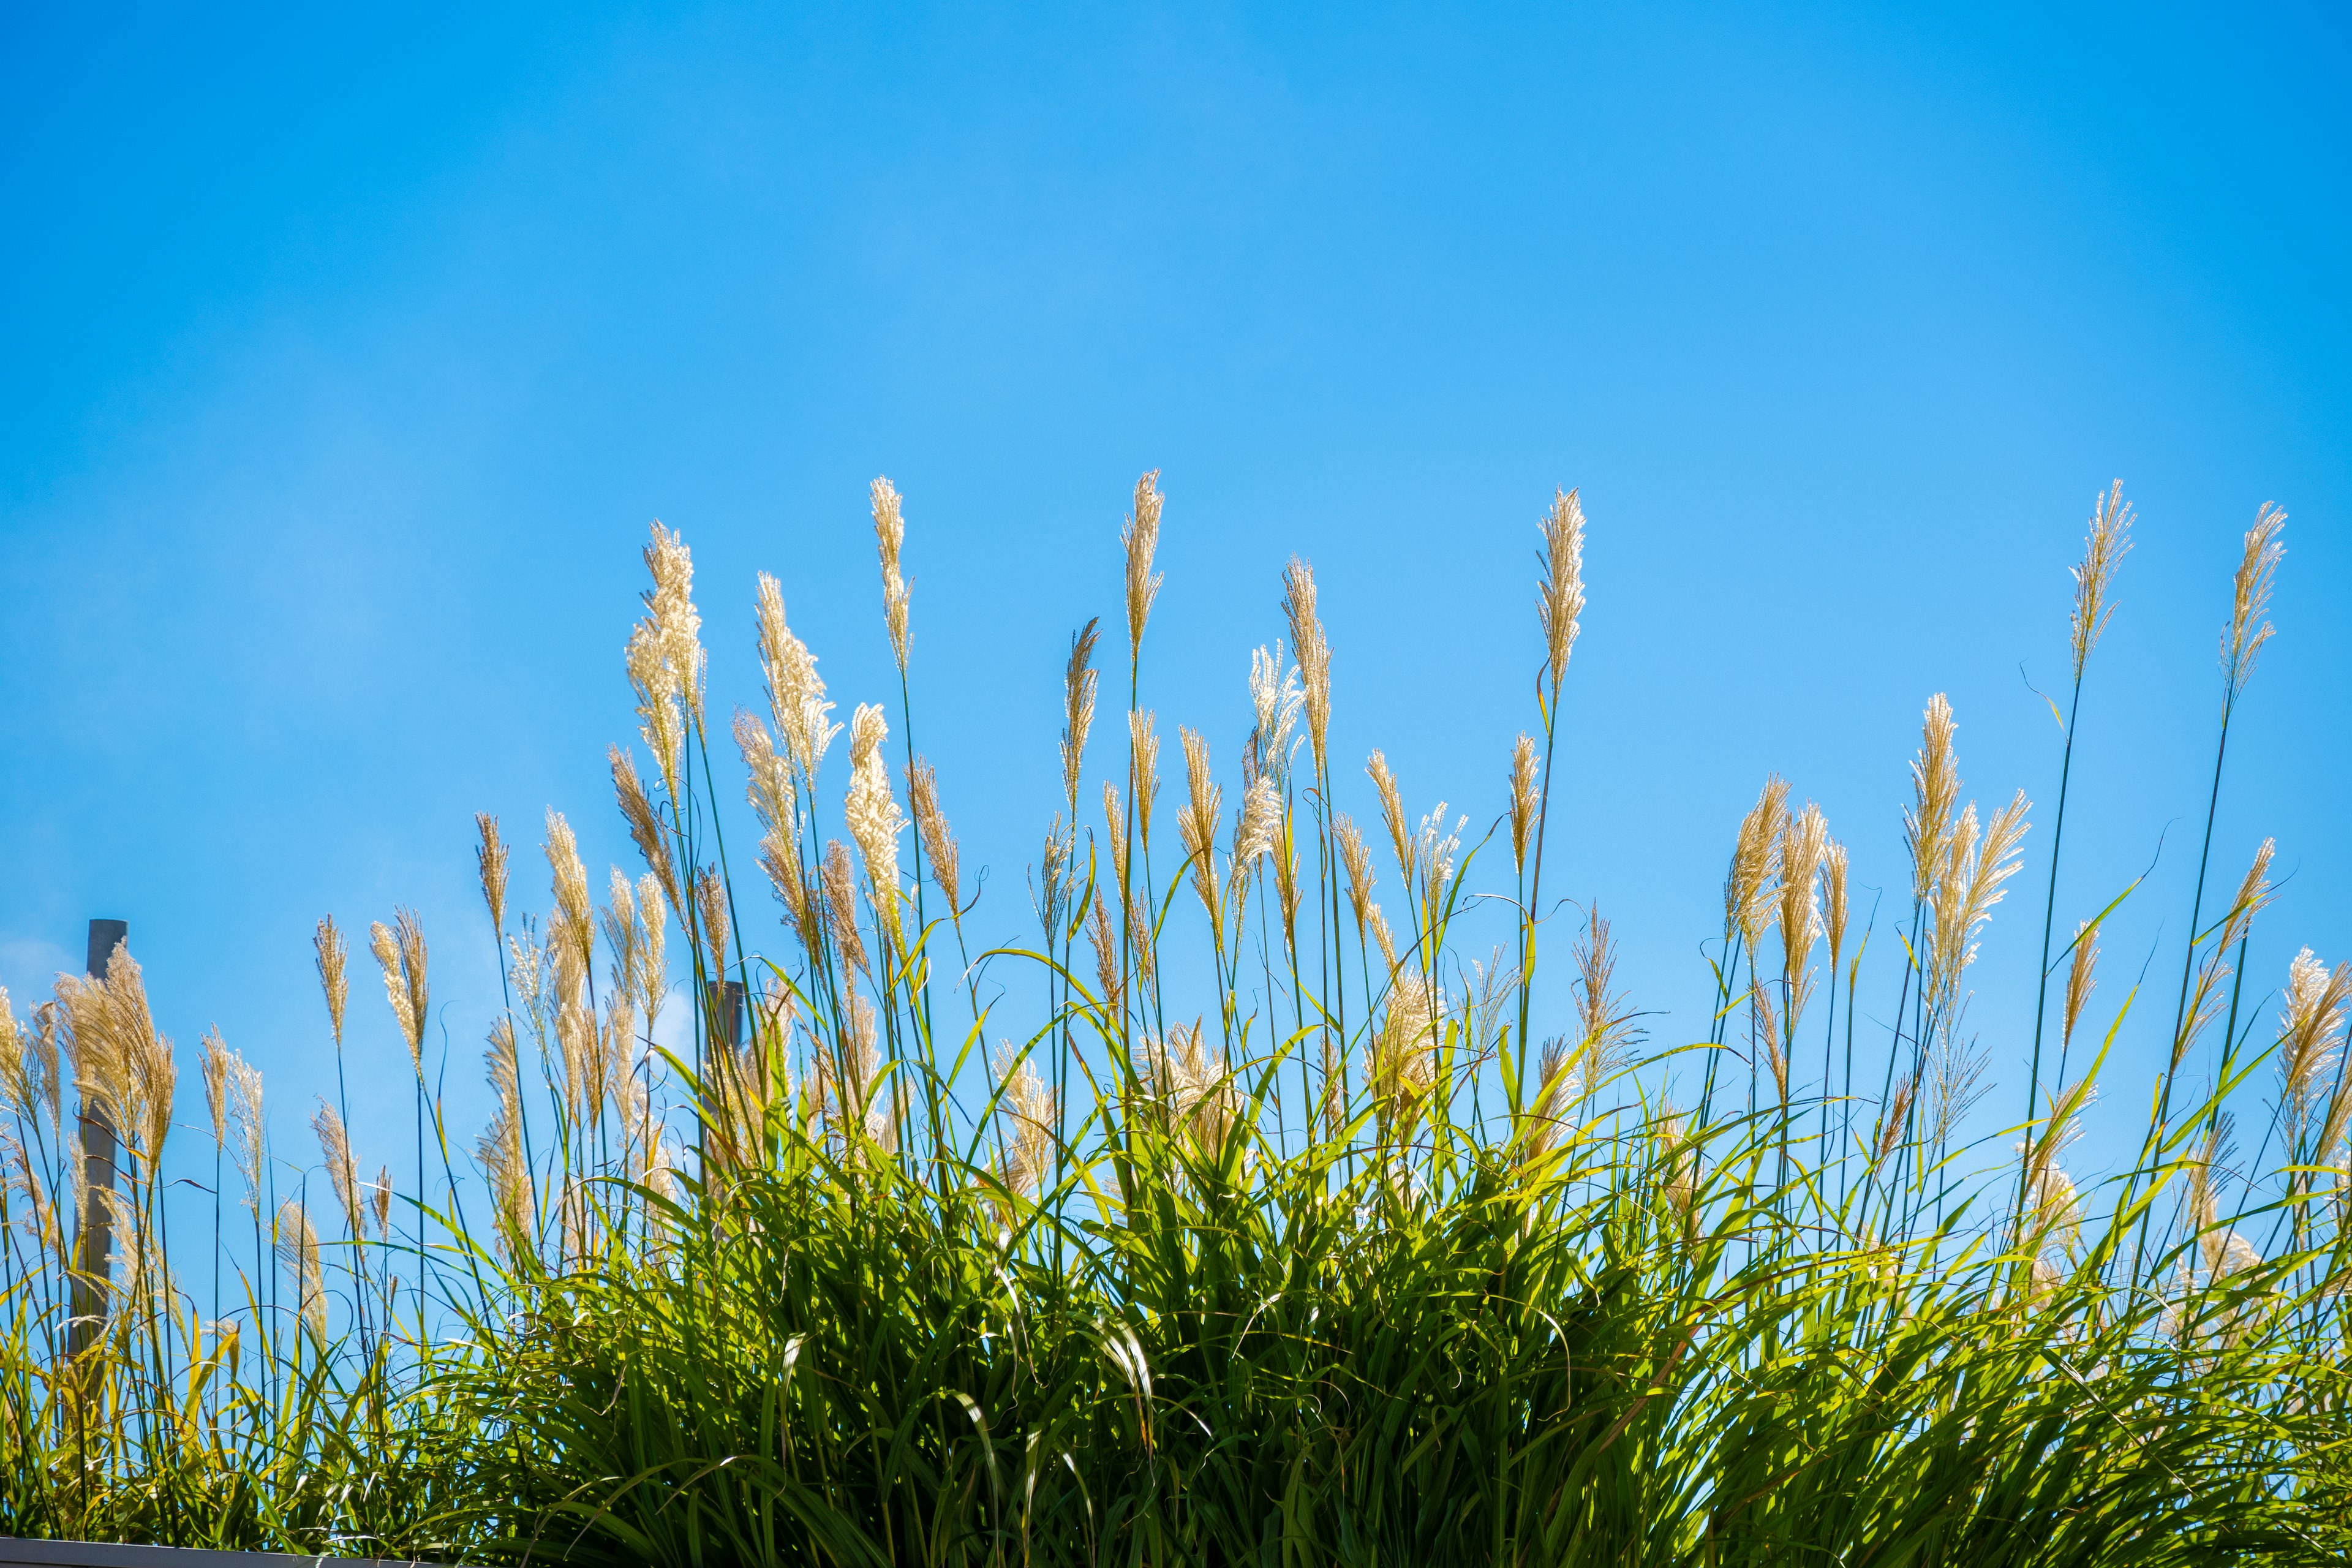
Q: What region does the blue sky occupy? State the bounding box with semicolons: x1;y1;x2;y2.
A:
3;3;2346;1211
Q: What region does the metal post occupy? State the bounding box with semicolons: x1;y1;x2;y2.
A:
68;918;127;1358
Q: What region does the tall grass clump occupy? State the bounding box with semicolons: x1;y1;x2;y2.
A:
3;475;2348;1565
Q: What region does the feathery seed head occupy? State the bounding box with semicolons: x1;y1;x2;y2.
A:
1779;802;1828;986
475;813;510;935
871;477;912;671
694;867;730;981
610;745;684;924
1509;734;1539;878
1247;641;1305;789
1905;695;1960;904
312;1100;360;1237
1280;558;1332;775
2278;949;2349;1140
1124;470;1164;663
1231;774;1282;895
2225;503;2285;696
821;841;869;974
1062;620;1101;813
2217;839;2275;953
370;1163;392;1240
313;917;350;1050
275;1199;326;1340
198;1026;230;1150
910;756;962;917
1177;727;1223;922
1368;750;1412;889
755;571;841;784
2064;919;2100;1049
1334;813;1374;929
1129;710;1159;850
1538;488;1586;689
845;703;905;942
1725;776;1788;950
1822;839;1850;973
2070;481;2135;680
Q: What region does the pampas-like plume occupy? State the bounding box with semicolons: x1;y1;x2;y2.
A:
1280;560;1332;775
60;941;176;1173
610;745;684;925
1246;642;1304;789
2223;503;2286;698
1928;790;2030;1005
2063;919;2100;1050
626;522;705;794
636;873;667;1039
845;703;905;943
1509;734;1539;878
276;1199;326;1341
545;810;595;973
1905;696;1959;904
371;911;430;1072
1526;1035;1572;1158
1368;750;1412;889
1231;775;1281;896
755;571;840;785
1822;839;1850;976
910;756;962;917
225;1049;264;1213
995;1045;1056;1199
1537;488;1585;690
1087;890;1121;1015
1335;813;1374;931
822;842;869;974
736;712;810;933
1724;777;1788;952
199;1027;230;1150
1129;710;1159;851
1779;802;1828;1028
2216;838;2276;953
1573;910;1637;1103
475;813;510;935
694;866;730;981
370;1164;392;1241
2070;481;2135;680
1177;728;1223;924
313;1100;361;1237
315;917;349;1049
1061;621;1101;814
1124;470;1163;664
1875;1078;1915;1165
871;477;911;673
2278;949;2350;1148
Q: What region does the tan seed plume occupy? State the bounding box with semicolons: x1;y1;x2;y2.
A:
475;813;510;935
1724;777;1788;952
822;840;869;974
2278;949;2350;1145
610;745;684;925
1905;695;1959;905
1061;620;1101;815
2224;503;2286;697
1822;839;1850;977
314;917;349;1050
695;867;731;980
312;1100;361;1237
1779;802;1828;1028
910;756;962;918
1280;558;1332;775
845;703;905;943
1128;710;1159;851
2216;838;2276;953
1368;750;1412;889
198;1026;230;1150
871;477;912;673
1334;812;1374;932
2063;919;2100;1050
755;571;840;785
1102;782;1129;890
1508;734;1539;879
1177;727;1223;922
371;911;429;1072
2070;481;2135;680
1124;470;1164;665
276;1199;326;1341
1538;488;1586;690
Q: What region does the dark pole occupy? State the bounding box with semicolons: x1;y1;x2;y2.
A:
69;918;127;1359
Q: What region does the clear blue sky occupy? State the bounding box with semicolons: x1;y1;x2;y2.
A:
4;4;2346;1205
